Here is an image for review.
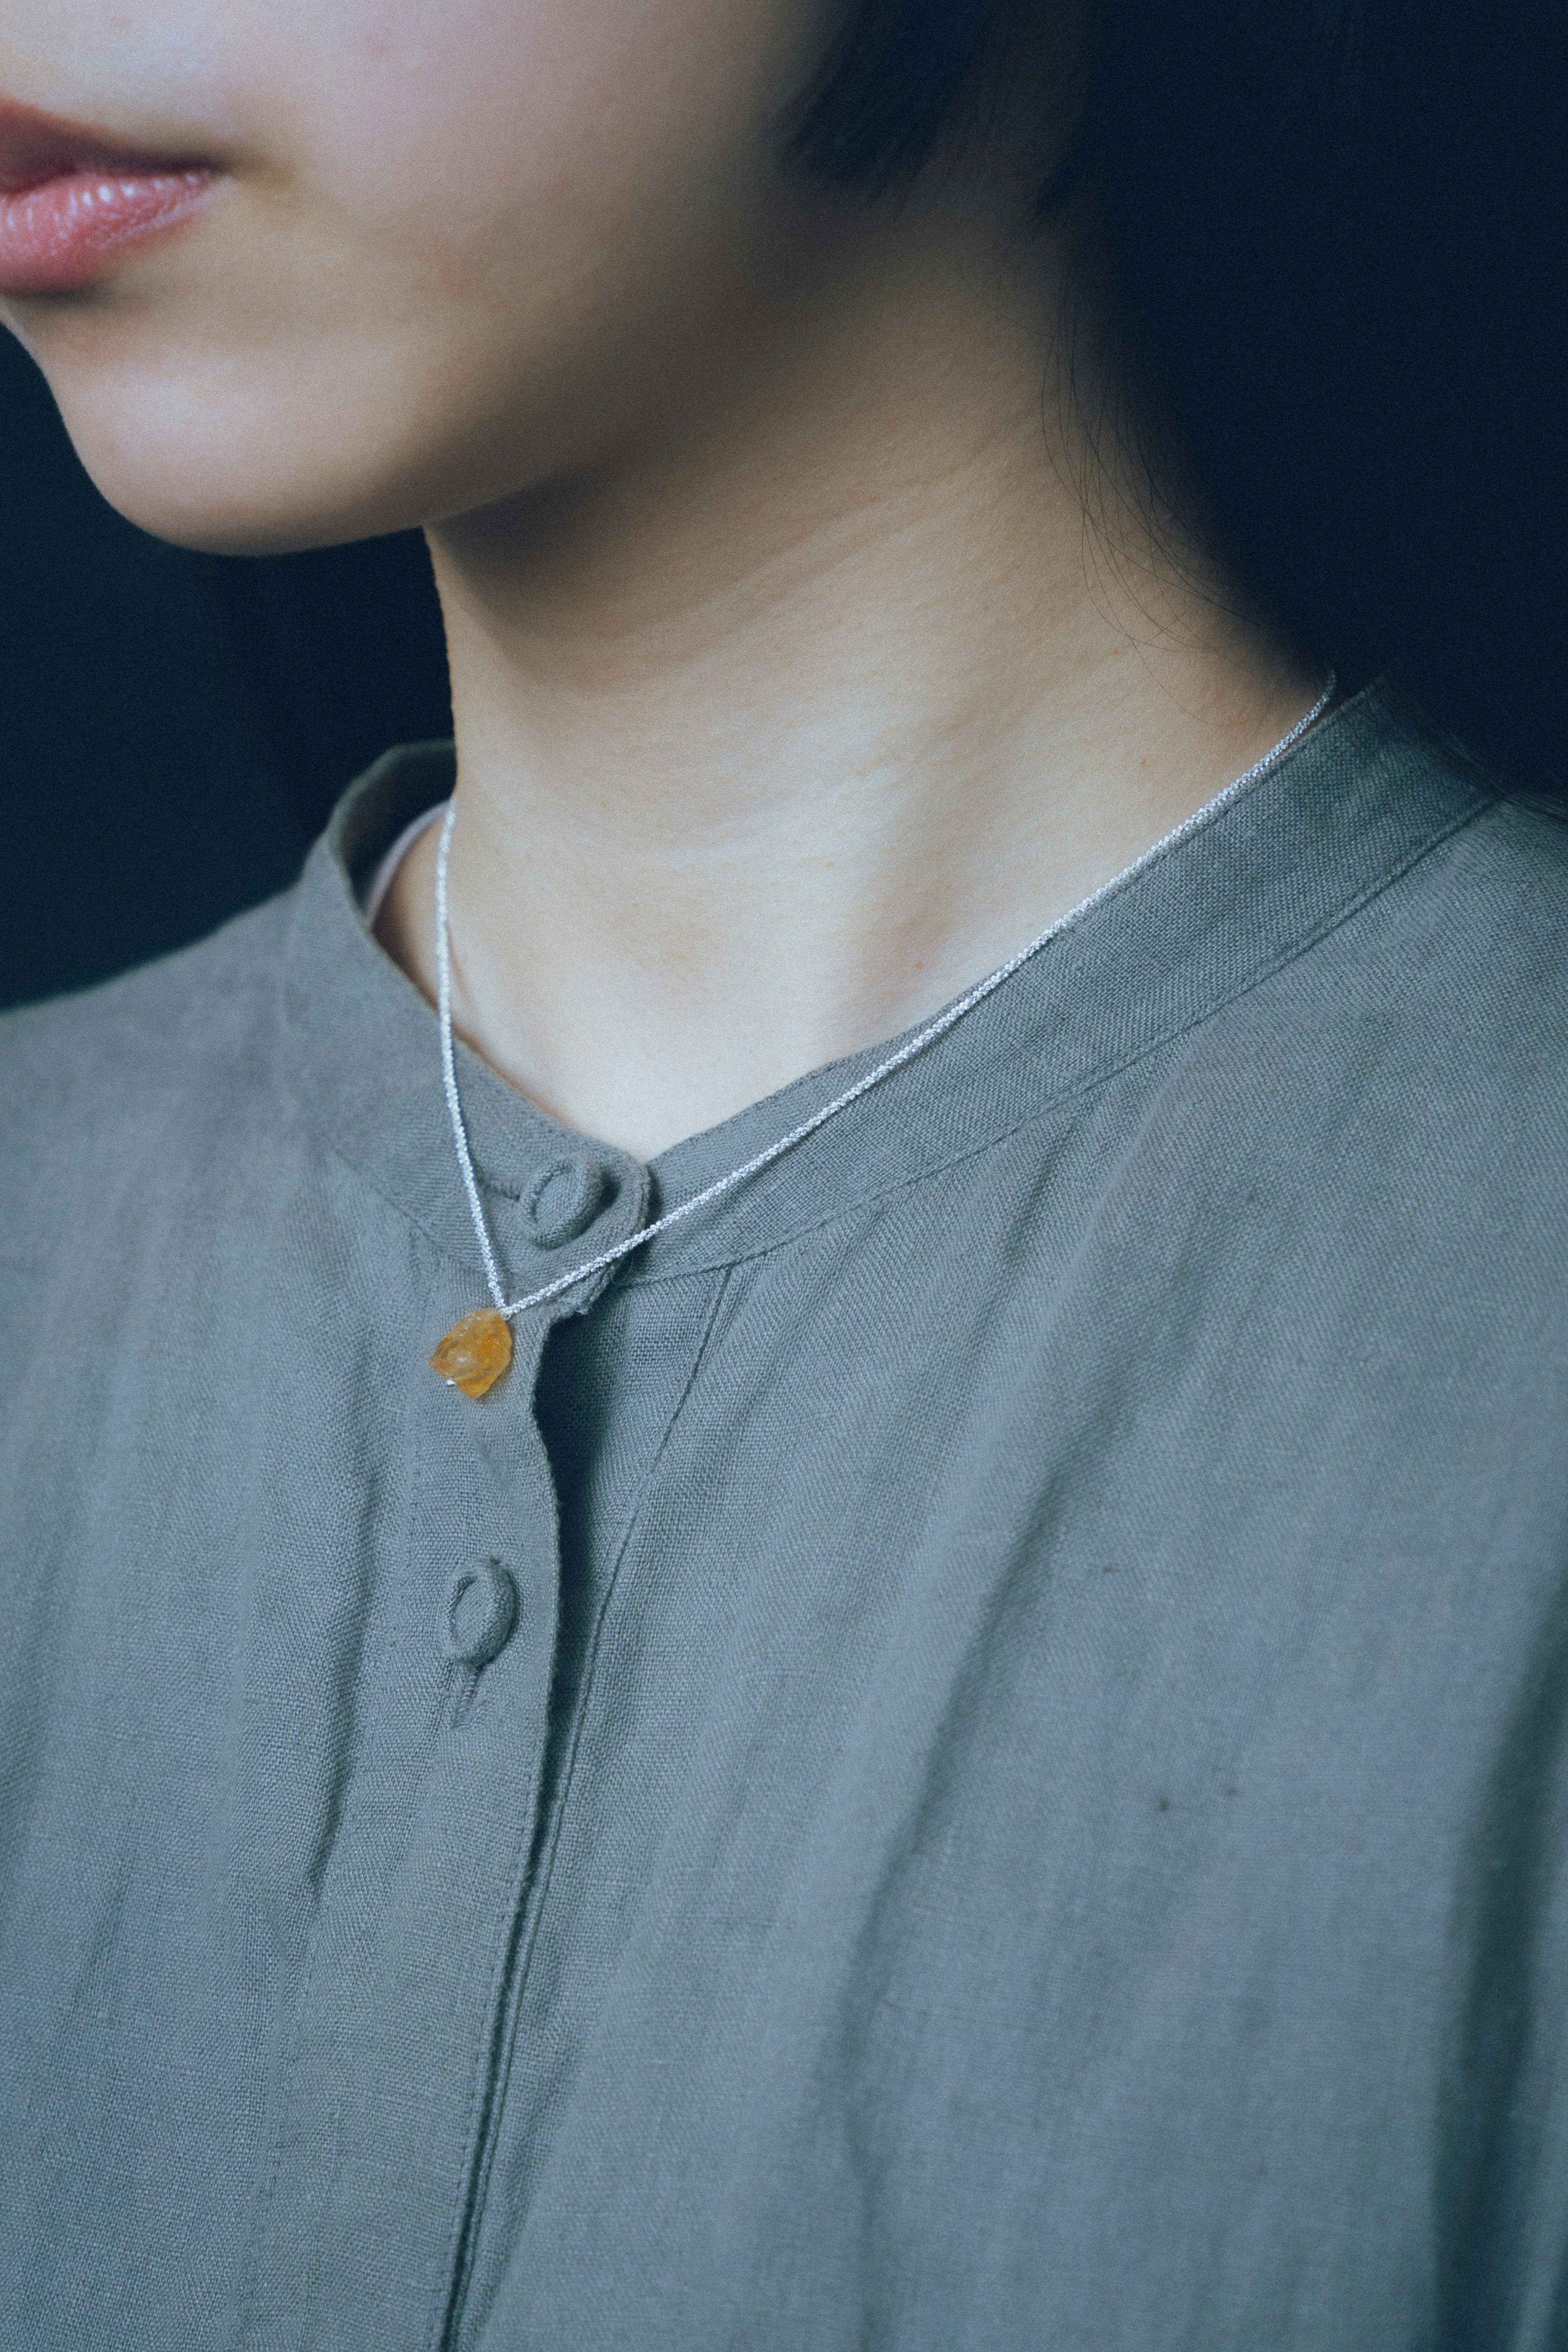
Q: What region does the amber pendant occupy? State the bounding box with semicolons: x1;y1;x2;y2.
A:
429;1306;514;1399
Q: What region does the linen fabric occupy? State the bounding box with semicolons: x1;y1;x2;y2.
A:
2;686;1567;2350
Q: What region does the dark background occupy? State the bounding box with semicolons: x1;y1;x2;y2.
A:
0;330;452;1012
0;331;302;1009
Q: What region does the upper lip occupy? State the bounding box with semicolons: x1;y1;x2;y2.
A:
0;96;207;195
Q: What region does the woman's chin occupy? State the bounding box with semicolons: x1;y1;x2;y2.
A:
34;368;446;555
18;310;619;556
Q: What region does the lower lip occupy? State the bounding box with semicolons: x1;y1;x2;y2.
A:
0;167;219;296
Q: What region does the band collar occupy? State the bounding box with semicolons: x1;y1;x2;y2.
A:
280;689;1487;1309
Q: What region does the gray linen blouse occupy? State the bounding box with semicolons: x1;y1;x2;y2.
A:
2;685;1566;2350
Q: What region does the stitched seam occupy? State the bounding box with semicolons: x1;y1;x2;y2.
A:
433;1265;735;2352
421;1606;556;2352
616;795;1490;1286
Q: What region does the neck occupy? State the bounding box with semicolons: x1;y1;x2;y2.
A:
379;177;1319;1160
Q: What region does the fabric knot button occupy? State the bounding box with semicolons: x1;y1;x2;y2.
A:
528;1154;609;1248
441;1560;519;1668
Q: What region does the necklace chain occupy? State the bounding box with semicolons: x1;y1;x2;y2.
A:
435;679;1335;1325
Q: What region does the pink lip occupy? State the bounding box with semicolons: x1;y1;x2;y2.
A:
0;98;220;295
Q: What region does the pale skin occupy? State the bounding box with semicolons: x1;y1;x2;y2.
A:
1;0;1320;1158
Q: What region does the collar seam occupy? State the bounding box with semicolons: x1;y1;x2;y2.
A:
615;790;1490;1287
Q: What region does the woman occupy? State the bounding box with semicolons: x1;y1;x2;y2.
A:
0;1;1564;2344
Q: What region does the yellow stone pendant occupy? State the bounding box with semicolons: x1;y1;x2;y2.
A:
429;1306;514;1399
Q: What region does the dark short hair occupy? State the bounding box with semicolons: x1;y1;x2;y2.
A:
207;0;1567;829
795;0;1567;797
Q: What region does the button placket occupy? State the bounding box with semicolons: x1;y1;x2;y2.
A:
239;1299;564;2352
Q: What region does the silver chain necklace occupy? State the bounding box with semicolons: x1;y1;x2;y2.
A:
428;678;1335;1396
